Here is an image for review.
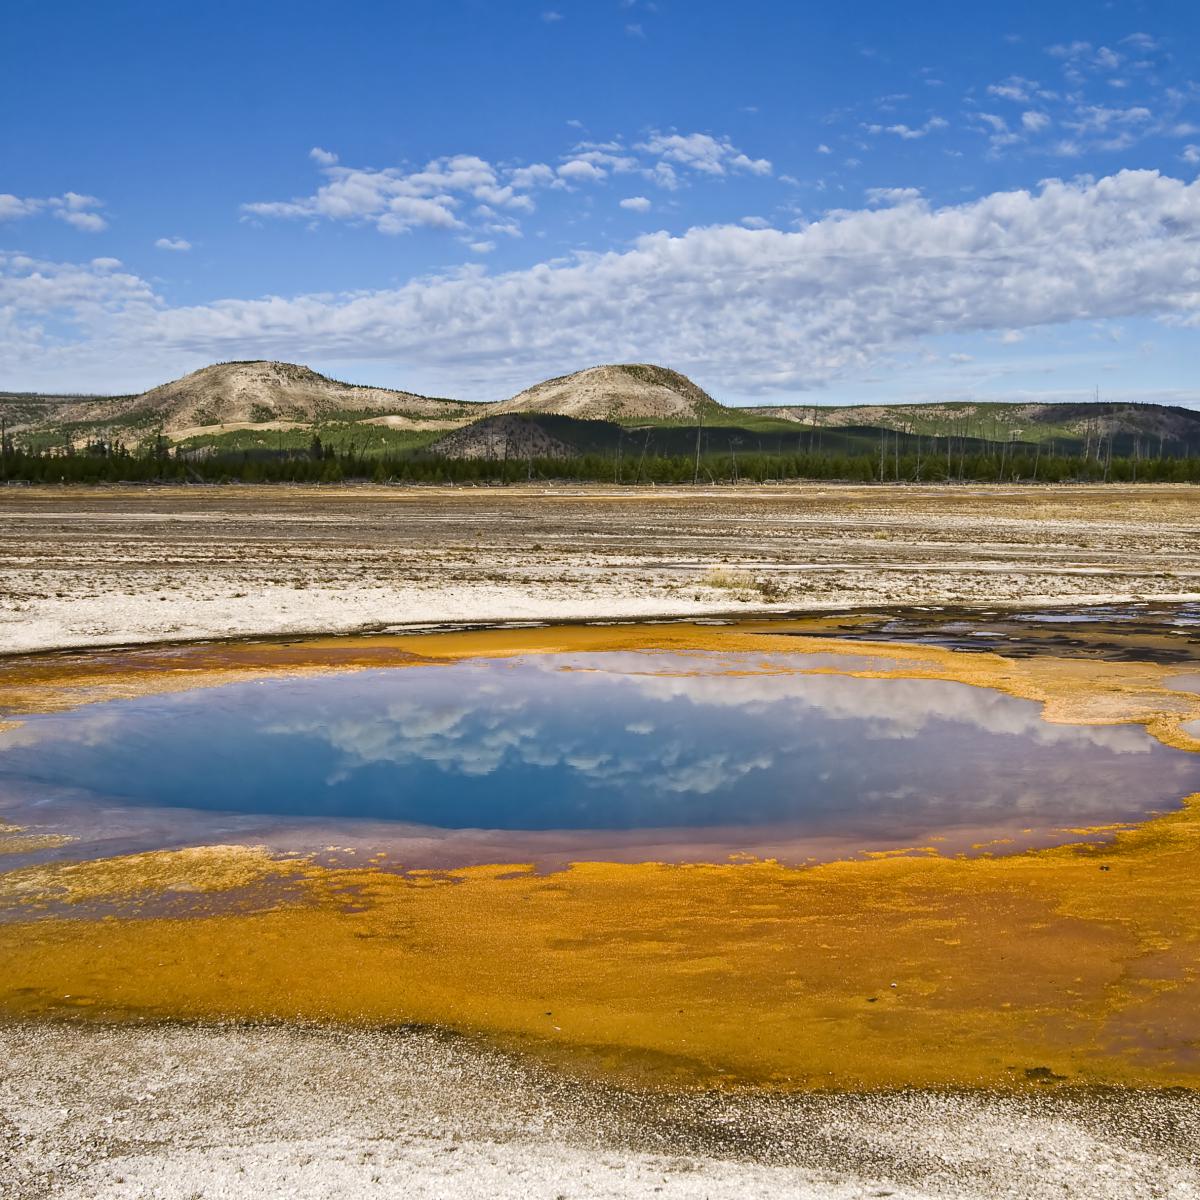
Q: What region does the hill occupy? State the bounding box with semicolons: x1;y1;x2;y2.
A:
6;359;1200;462
489;364;722;422
4;361;479;447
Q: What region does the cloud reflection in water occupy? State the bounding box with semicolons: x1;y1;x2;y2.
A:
1;651;1195;862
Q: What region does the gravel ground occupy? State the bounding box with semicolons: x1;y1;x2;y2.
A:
3;483;1200;654
5;483;1200;1198
1;1022;1196;1199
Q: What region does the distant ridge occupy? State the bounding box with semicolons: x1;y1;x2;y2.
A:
743;398;1200;445
5;359;1200;455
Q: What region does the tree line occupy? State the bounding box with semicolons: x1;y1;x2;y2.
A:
3;438;1200;485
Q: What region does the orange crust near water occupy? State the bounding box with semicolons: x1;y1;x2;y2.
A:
1;624;1199;1091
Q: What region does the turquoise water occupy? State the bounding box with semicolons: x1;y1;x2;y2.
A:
1;650;1197;867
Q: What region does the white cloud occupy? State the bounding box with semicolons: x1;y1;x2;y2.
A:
1047;41;1092;59
1183;145;1200;166
60;191;99;211
11;171;1200;400
635;131;772;178
468;240;495;254
557;159;606;183
243;152;538;236
0;191;108;231
899;117;947;138
619;196;651;211
869;117;948;140
865;186;923;207
56;210;107;232
624;22;644;37
541;9;563;21
509;163;557;189
816;143;832;154
1065;105;1151;134
0;194;44;220
155;236;192;252
565;142;639;174
1021;111;1051;133
987;76;1038;102
377;196;463;233
740;216;771;229
0;251;156;374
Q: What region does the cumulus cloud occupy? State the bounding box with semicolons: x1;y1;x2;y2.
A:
57;210;107;232
0;191;108;231
9;171;1200;399
242;152;534;235
510;162;557;189
0;251;151;314
619;195;651;211
557;158;607;183
155;236;192;251
244;134;772;240
966;42;1193;161
635;131;772;178
0;194;44;220
563;142;639;175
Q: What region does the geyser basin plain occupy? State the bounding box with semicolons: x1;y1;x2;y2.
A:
2;619;1200;1090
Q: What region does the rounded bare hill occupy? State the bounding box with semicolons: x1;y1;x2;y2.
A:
32;361;477;438
427;413;582;461
490;364;722;422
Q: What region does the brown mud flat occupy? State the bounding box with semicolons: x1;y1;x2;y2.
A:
3;482;1200;656
2;625;1200;1095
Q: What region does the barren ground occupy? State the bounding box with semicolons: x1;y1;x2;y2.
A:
2;483;1199;654
2;1022;1196;1200
4;482;1200;1198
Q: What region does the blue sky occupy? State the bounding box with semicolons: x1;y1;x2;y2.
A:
3;0;1199;405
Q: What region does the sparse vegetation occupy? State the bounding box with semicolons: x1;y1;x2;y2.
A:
5;358;1200;486
704;567;755;590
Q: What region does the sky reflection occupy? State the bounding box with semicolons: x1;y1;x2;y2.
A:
1;651;1197;865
